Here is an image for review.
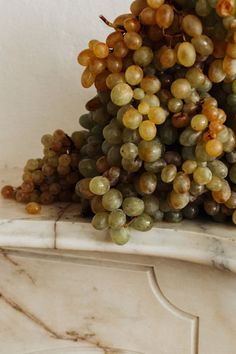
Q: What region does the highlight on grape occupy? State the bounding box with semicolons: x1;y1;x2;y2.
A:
2;0;236;245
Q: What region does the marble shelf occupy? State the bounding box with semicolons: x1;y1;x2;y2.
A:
1;167;236;273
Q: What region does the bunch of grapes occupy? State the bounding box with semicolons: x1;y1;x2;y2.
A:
3;0;236;245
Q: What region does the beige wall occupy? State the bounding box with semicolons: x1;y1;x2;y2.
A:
0;0;130;168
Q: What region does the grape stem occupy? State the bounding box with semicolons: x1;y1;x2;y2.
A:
99;15;124;32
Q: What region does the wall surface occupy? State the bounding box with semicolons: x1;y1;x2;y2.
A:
0;0;130;168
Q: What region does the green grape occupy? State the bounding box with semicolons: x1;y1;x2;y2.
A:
191;114;208;131
177;42;196;68
102;141;112;155
165;211;183;223
92;212;109;230
71;131;89;149
102;189;123;211
133;88;145;100
226;151;236;164
133;46;154;67
89;177;110;195
206;175;223;192
144;158;167;173
25;159;39;172
171;79;192;99
182;160;198;174
122;158;142;172
182;14;203;37
122;197;145;217
193;166;212;185
168;98;183;113
225;192;236;209
123;107;143;130
92;107;110;126
41;134;53;147
78;159;98;178
125;65;144;86
110;227;130;245
108;209;127;230
138;140;162;162
122;128;141;144
217;127;229;144
120;143;138;160
195;0;211;17
186;67;205;88
190;181;206;196
111;83;134;106
232;211;236;225
180;127;202;147
195;142;214;162
103;121;123;145
143;195;160;216
141;94;160;107
107;146;122;167
191;35;214;56
75;178;94;199
131;213;153;231
208;160;228;179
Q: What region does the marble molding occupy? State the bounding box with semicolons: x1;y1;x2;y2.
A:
0;168;236;273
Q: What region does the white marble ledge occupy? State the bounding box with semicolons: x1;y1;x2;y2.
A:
1;167;236;273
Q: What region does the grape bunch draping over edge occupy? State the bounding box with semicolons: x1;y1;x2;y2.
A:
3;0;236;245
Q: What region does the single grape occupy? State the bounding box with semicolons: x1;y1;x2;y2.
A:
111;83;134;106
122;197;145;217
92;212;109;230
131;213;153;231
193;167;212;185
108;209;127;230
110;227;130;245
1;185;14;199
139;120;157;141
89;177;110;196
25;202;41;215
102;189;123;211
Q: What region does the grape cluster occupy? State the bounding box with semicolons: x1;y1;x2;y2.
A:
2;0;236;244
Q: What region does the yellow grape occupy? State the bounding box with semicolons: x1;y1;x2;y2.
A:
138;101;150;115
81;68;95;88
139;120;157;141
125;65;144;86
148;107;168;125
177;42;196;68
205;139;223;158
93;42;109;59
147;0;164;9
191;114;208;131
123;108;143;129
78;49;94;66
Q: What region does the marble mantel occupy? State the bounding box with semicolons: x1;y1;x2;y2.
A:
0;167;236;354
1;167;236;273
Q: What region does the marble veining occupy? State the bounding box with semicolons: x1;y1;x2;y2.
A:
1;168;236;273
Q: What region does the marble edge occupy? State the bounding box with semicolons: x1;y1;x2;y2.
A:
1;168;236;271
